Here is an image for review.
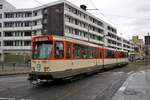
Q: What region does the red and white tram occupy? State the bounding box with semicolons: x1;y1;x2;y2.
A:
29;35;128;80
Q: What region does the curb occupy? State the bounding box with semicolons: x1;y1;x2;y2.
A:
0;71;30;76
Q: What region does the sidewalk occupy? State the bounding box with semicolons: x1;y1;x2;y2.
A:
0;68;30;76
112;67;150;100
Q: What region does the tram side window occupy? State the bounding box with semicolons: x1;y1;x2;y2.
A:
106;49;115;58
118;51;121;58
111;50;115;58
74;44;89;59
66;43;71;58
55;41;64;59
121;52;128;58
74;44;98;59
99;49;102;58
88;47;98;58
81;46;88;58
74;44;81;58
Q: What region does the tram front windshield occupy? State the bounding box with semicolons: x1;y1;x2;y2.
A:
33;41;53;59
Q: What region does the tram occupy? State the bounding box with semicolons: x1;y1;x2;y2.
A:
29;35;128;80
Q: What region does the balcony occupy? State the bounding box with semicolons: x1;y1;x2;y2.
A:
65;22;88;32
65;10;105;30
107;43;122;49
4;17;33;22
3;36;31;40
3;46;31;50
32;25;42;30
89;38;104;45
32;15;43;20
64;33;88;41
3;27;32;31
3;15;42;22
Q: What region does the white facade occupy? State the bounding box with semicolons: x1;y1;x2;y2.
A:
0;0;135;61
0;0;44;61
63;1;134;52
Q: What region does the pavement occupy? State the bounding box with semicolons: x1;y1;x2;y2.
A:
112;68;150;100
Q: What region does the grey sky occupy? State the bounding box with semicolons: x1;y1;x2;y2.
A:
7;0;150;40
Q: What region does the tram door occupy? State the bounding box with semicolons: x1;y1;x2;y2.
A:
66;42;73;68
98;48;103;69
97;48;100;66
115;50;118;64
66;42;71;59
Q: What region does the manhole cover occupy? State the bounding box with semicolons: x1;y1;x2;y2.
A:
123;88;141;95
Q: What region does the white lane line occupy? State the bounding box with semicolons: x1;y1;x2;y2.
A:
118;86;126;92
0;97;15;100
127;71;134;75
0;97;33;100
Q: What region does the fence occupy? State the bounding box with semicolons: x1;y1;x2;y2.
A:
0;62;31;73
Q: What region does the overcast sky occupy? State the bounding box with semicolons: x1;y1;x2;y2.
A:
7;0;150;40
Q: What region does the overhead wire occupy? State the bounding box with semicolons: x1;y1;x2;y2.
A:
88;0;115;25
104;14;150;20
33;0;44;5
33;0;149;37
33;0;150;20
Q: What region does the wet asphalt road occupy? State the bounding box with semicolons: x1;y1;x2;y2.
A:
0;62;149;100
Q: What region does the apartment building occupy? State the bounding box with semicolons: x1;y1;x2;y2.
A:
132;36;145;57
144;33;150;56
0;0;134;62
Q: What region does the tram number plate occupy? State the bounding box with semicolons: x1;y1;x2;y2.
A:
37;64;41;71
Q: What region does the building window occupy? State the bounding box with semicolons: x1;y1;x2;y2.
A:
4;22;13;27
24;31;31;36
34;12;37;16
43;19;48;24
33;21;37;26
25;12;32;17
24;22;31;27
43;8;48;14
4;32;13;37
4;41;13;46
24;41;31;46
0;5;3;9
0;14;2;18
5;13;14;18
0;23;1;27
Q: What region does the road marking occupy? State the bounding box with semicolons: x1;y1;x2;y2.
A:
127;71;134;75
0;97;15;100
0;97;33;100
118;86;126;91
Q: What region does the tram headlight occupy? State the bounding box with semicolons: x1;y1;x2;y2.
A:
32;67;35;72
44;67;49;72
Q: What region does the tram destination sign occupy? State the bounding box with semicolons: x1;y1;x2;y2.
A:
35;37;49;42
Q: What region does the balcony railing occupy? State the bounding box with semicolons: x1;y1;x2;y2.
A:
3;46;31;50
